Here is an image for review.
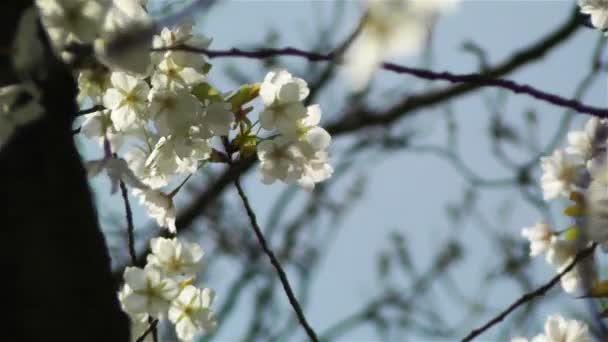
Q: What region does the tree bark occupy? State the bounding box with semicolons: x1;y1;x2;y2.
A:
0;2;130;341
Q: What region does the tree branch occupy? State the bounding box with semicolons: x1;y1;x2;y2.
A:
157;11;602;117
461;242;597;342
119;180;137;265
234;177;319;342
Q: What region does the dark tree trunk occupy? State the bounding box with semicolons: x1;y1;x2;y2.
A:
0;2;130;341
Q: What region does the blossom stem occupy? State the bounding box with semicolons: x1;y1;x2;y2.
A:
461;242;597;342
136;318;158;342
169;173;193;199
119;180;137;265
75;104;104;116
234;177;319;342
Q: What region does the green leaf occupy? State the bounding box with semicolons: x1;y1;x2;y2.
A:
563;225;578;241
233;133;257;158
192;83;223;103
227;83;260;110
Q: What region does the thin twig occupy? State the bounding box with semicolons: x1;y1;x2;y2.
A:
119;180;157;341
119;180;137;264
461;243;597;342
155;45;607;118
234;177;319;342
136;318;159;342
76;105;104;117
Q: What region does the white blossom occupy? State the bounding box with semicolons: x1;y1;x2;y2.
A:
279;104;331;152
545;239;576;267
85;156;149;193
95;0;153;75
149;88;203;133
344;0;459;90
12;7;45;77
147;237;204;278
77;69;110;104
126;141;172;189
511;314;590;342
558;265;581;294
257;137;305;185
202;101;234;137
297;149;333;191
36;0;108;47
80;109;125;150
142;135;210;183
540;150;584;200
566;117;604;160
133;188;177;232
120;265;180;318
259;70;309;131
534;314;590;342
168;285;217;341
152;21;212;68
152;56;206;90
103;72;150;131
544;239;581;294
521;223;555;257
129;314;154;342
103;0;151;33
587;167;608;247
578;0;608;31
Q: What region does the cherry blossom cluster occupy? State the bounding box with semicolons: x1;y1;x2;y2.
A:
26;0;335;339
513;4;608;333
521;117;608;295
510;314;590;342
119;237;216;341
256;70;333;191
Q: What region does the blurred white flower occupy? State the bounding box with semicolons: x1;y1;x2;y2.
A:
77;69;111;104
521;222;555;257
36;0;108;46
557;265;581;294
344;0;459;90
579;0;608;31
202;101;234;137
566;117;605;160
168;285;217;341
80;109;125;151
537;314;590;342
511;314;590;342
95;0;153;75
545;239;576;267
587;167;608;248
152;21;212;68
